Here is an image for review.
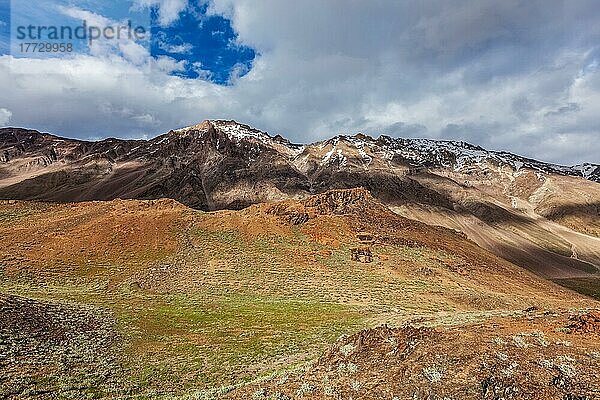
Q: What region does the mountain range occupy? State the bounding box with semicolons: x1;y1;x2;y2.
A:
1;120;598;209
2;120;600;398
1;120;599;283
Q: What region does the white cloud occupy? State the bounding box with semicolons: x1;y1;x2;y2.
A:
0;108;12;126
1;0;600;165
164;42;194;54
133;0;187;26
154;30;194;54
56;6;151;64
58;6;112;27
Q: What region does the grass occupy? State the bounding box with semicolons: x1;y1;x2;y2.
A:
0;278;364;395
5;220;459;312
0;220;454;397
0;202;542;398
122;293;364;388
0;205;47;225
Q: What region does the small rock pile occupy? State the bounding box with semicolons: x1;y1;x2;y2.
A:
264;203;310;225
567;310;600;334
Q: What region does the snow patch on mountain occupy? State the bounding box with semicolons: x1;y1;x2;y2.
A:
320;137;349;167
345;136;373;165
166;121;598;182
210;120;270;143
572;163;600;180
313;134;599;182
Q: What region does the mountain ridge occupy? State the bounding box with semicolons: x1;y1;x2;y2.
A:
1;119;600;282
1;120;598;183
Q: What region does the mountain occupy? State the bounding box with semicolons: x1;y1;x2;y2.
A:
1;120;598;209
1;120;599;282
1;190;598;398
1;124;600;399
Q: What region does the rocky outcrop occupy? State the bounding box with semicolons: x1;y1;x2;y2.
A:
228;313;600;399
265;203;310;225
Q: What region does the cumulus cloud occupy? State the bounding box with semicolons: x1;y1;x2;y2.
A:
1;0;600;164
162;42;194;54
133;0;188;26
0;108;11;125
56;6;151;64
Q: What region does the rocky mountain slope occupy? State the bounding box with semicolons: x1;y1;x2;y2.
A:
230;313;600;400
1;120;599;283
1;190;598;399
0;120;598;208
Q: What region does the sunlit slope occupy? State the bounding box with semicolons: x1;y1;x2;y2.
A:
0;189;596;398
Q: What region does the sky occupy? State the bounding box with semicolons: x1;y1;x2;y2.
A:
0;0;599;165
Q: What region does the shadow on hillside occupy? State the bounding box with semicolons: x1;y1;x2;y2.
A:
0;163;596;231
553;277;600;301
493;241;599;280
541;202;600;219
311;170;535;225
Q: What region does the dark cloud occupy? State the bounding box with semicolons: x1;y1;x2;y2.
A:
544;103;581;117
383;122;428;138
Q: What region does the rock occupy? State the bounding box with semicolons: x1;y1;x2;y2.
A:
567;311;600;334
288;212;309;225
265;203;309;225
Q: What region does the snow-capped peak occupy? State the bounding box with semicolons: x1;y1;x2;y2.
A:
165;122;599;182
308;133;599;182
209;120;272;143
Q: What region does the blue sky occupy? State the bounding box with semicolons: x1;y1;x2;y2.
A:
0;1;8;54
4;0;150;58
0;0;599;165
1;0;253;81
151;1;255;83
